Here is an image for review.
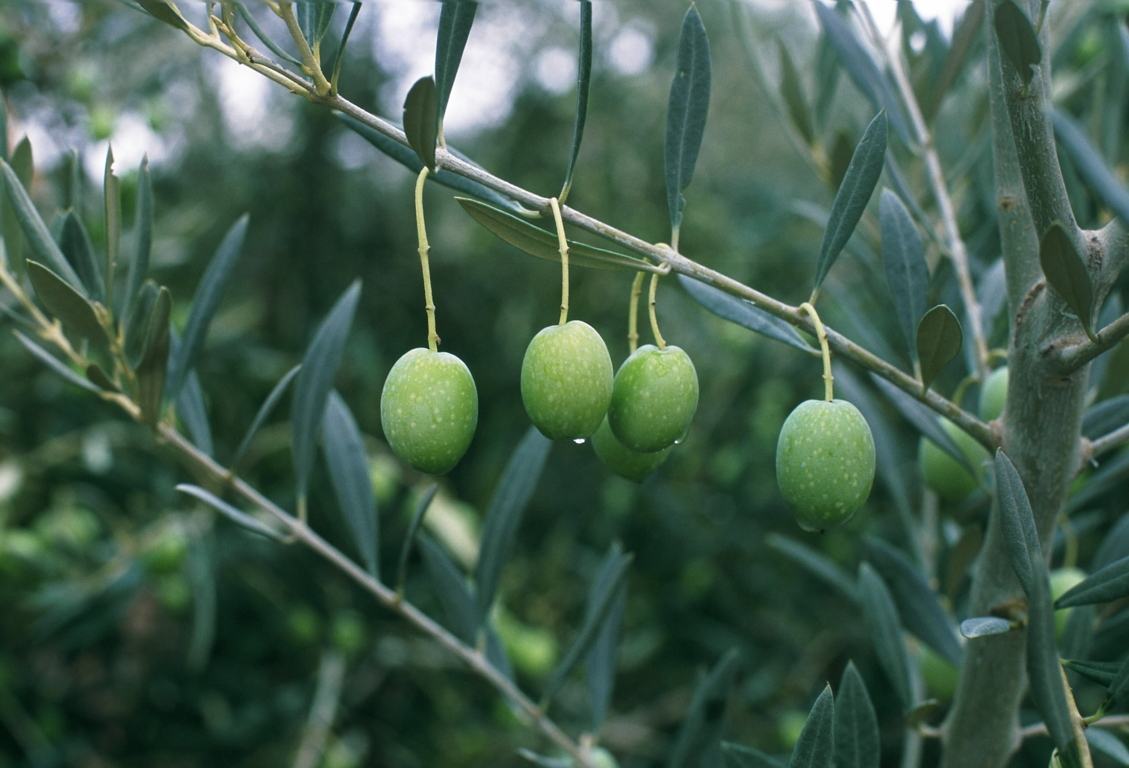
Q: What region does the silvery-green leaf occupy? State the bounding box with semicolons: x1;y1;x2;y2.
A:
858;562;912;709
778;38;814;145
137;286;171;428
138;0;190;31
230;365;302;470
419;534;476;645
27;261;108;347
880;189;928;360
790;684;834;768
916;305;963;394
669;648;740;768
434;1;478;129
2;160;84;291
1055;555;1129;608
1063;659;1121;687
1087;729;1129;766
767;533;857;604
1053;110;1129;225
1040;221;1093;337
103;147;121;310
678;274;817;356
722;743;787;768
14;331;101;393
58;210;103;303
396;484;439;594
960;616;1012;638
993;0;1041;87
323;390;378;578
297;2;336;51
665;6;711;235
124;156;152;319
586;556;625;733
176;484;284;541
833;663;878;768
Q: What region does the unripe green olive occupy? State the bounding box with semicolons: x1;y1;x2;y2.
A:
1050;566;1087;641
590;415;671;482
380;348;477;475
608;344;698;453
979;366;1009;421
918;418;989;503
775;399;875;532
521;320;613;440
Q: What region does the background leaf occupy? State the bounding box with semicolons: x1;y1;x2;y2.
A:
1039;221;1093;336
296;2;336;52
916;304;963;393
14;331;100;394
473;426;552;628
1053;110;1129;224
403;76;438;171
419;534;477;645
679;274;818;356
669;648;740;768
833;662;879;768
176;485;284;541
291;280;361;504
27;261;108;346
812;111;887;297
777;38;814;145
2;160;85;291
103;147;120;310
1055;556;1129;608
880;189;928;360
59;210;104;304
124;156;152;318
230;364;302;470
396;484;439;594
136;286;171;428
434;1;478;132
323;390;379;579
790;684;834;768
723;743;787;768
868;374;975;471
665;6;711;237
586;553;626;733
166;214;248;401
994;0;1041;87
1087;729;1129;766
858;562;911;709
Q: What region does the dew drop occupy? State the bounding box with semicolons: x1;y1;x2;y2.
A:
673;437;684;445
573;438;586;445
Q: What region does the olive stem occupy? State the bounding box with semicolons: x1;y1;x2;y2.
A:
648;271;666;351
415;167;439;352
627;270;645;355
549;197;569;326
800;302;833;401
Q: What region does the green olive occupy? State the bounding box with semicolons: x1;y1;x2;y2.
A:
521;321;613;440
775;399;875;532
979;366;1009;421
608;344;698;453
380;348;477;474
591;415;671;482
918;418;989;503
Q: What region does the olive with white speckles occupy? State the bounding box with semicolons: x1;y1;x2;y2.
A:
591;415;671;481
521;321;614;440
775;399;875;532
608;344;698;453
380;348;477;474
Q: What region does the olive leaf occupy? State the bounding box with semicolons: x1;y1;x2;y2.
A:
880;189;928;361
395;484;439;595
791;684;835;768
916;304;963;394
858;562;912;710
1054;555;1129;608
124;155;153;319
323;390;378;579
59;210;104;304
457;197;663;272
14;331;101;394
993;0;1041;87
2;159;85;291
176;484;285;541
678;274;818;356
812;111;887;299
297;2;336;53
136;286;172;428
834;663;879;768
434;1;478;133
778;38;814;146
1063;659;1122;688
959;616;1012;638
1039;221;1094;338
669;648;740;768
104;146;121;309
138;0;190;32
665;5;711;237
722;743;787;768
403;76;439;171
559;0;592;203
230;364;302;471
27;261;109;347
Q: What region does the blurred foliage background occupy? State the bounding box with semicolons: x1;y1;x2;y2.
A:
0;1;1126;767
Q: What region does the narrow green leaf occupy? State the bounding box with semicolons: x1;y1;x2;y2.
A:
13;331;101;394
834;662;879;768
138;0;190;32
292;280;361;503
864;538;962;665
457;197;663;273
559;0;592;202
27;261;109;347
67;148;81;212
0;92;7;161
297;2;336;51
1082;395;1129;440
125;280;158;369
586;561;625;733
669;648;740;768
403;76;439;171
1108;657;1129;708
1053;110;1129;225
1087;729;1129;766
1094;513;1129;571
1062;659;1121;687
175;484;285;541
960;616;1013;638
136;286;171;428
0;138;31;274
995;450;1083;768
778;38;814;145
419;534;477;644
59;211;104;304
1;160;85;291
665;6;711;235
1055;555;1129;608
327;3;361;88
323;390;378;579
86;363;117;392
812;111;887;297
337;114;525;213
790;684;834;768
722;743;787;768
167;214;249;400
517;750;571;768
473;426;552;627
1061;603;1095;662
678;274;818;356
103;146;121;311
230;364;302;470
811;3;911;144
396;484;439;594
1040;221;1094;337
766;533;858;604
858;562;912;709
124;155;152;319
916;304;963;393
542;544;632;709
880;189;928;361
434;1;478;129
171;330;213;456
923;0;985;122
235;4;304;66
994;0;1041;87
868;375;975;472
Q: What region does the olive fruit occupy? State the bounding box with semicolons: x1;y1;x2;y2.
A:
608;344;698;453
918;418;989;503
380;348;477;474
521;320;613;440
979;366;1009;421
591;415;671;482
1049;566;1087;641
775;399;875;532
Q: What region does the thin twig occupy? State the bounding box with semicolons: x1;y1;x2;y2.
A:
1020;713;1129;740
1090;420;1129;459
1058;312;1129;372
